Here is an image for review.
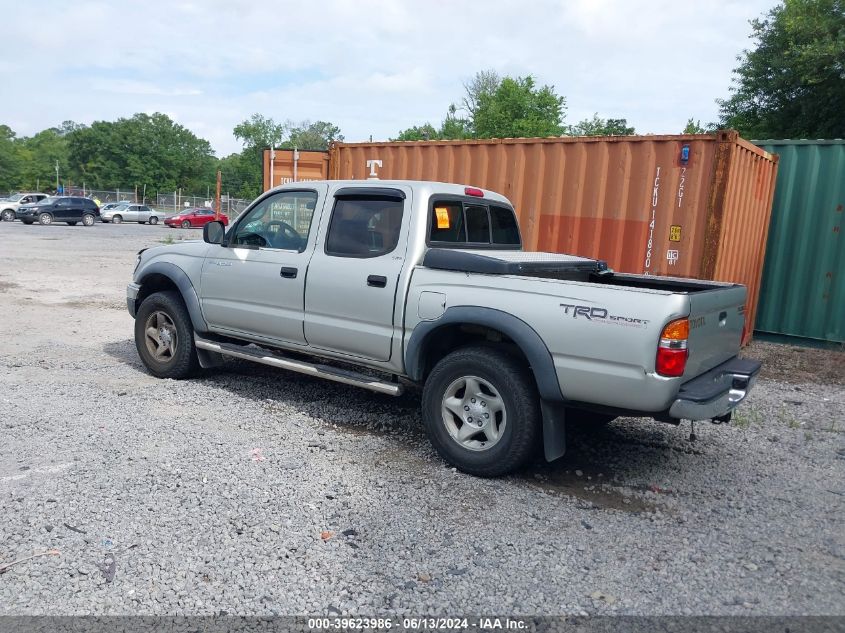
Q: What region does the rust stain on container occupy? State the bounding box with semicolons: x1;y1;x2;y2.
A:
263;149;329;190
326;134;777;344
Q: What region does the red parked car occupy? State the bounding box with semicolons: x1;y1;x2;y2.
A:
164;208;229;229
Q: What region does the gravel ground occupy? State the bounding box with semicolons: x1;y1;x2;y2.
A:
0;221;843;616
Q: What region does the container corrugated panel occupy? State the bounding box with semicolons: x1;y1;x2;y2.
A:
706;138;779;341
329;133;778;343
753;140;845;343
263;149;329;190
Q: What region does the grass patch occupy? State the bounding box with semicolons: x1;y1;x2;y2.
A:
778;406;800;429
160;234;175;245
733;406;762;429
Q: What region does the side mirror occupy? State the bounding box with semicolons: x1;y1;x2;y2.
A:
203;220;225;245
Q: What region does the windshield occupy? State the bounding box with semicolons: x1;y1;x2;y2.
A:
8;193;24;202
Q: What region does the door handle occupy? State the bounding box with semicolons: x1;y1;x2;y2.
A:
280;267;298;279
367;274;387;288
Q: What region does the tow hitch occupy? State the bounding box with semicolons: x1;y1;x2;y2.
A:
711;413;732;425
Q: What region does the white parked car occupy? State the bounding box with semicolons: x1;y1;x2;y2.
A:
1;193;50;221
101;203;162;224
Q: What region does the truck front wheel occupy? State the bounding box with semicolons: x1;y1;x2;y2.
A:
134;290;199;379
422;345;541;477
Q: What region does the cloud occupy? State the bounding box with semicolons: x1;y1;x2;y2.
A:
91;80;202;97
0;0;777;155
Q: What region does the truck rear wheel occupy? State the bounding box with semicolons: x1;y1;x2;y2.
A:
422;345;540;477
134;290;199;379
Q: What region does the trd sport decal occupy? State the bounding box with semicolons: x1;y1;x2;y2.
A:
559;304;650;328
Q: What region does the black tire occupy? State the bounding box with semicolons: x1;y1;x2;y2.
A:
149;216;159;225
181;220;191;229
82;214;95;226
1;209;14;222
112;215;123;224
422;345;541;477
134;290;199;379
66;221;78;226
38;212;53;225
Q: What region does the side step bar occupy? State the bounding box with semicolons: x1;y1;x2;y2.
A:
194;335;403;397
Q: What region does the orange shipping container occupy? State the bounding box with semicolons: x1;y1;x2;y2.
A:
263;149;329;190
328;132;778;344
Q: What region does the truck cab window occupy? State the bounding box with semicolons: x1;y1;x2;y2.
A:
429;202;465;242
325;197;404;258
429;200;521;248
490;205;520;245
231;190;318;251
465;205;490;243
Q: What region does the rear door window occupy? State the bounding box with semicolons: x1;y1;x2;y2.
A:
325;196;404;258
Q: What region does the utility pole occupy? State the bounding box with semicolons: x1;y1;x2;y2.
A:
215;170;222;221
55;161;60;193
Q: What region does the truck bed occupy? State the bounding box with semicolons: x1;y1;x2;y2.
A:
422;248;738;294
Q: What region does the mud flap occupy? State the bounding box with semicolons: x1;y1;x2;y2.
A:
196;347;225;369
540;400;566;462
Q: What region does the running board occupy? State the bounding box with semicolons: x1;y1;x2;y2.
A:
194;335;403;396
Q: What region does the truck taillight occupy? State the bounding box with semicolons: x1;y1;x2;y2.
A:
464;187;484;197
656;318;689;377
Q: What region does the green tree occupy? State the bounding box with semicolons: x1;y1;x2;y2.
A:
718;0;845;138
461;70;501;123
228;114;344;196
282;120;344;150
568;114;635;136
394;123;442;141
218;152;250;199
393;71;566;140
682;118;708;134
0;125;24;192
18;128;71;190
230;114;287;198
473;76;566;138
67;113;215;194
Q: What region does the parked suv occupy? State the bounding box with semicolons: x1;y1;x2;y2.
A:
16;197;100;226
1;193;50;221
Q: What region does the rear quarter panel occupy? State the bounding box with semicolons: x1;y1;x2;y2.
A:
406;269;692;412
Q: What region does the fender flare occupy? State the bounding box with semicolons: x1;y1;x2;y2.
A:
405;306;564;402
137;262;208;333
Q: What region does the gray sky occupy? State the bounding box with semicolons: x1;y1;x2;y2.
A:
2;0;777;156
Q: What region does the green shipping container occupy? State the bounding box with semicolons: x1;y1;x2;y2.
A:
754;140;845;343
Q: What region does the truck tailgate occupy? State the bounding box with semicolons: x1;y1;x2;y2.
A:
685;285;747;378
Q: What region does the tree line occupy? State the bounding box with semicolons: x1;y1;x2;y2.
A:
1;0;840;201
0;114;343;201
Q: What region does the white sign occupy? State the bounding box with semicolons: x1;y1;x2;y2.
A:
366;159;383;178
667;249;679;266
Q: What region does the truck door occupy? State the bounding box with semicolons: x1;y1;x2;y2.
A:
199;186;326;346
304;187;410;361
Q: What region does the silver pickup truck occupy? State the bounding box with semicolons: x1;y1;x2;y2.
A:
127;180;760;476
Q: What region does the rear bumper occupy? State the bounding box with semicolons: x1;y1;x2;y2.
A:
668;357;761;421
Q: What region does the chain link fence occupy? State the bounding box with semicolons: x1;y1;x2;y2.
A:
3;187;254;219
154;193;252;216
